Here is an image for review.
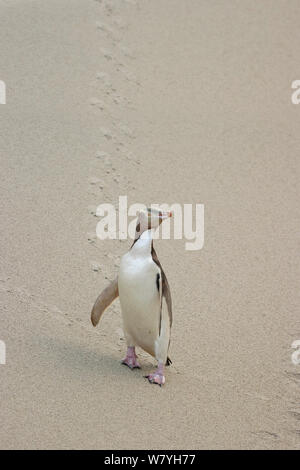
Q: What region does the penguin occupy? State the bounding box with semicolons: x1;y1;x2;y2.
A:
91;207;173;386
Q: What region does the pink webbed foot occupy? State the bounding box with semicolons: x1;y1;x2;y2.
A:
145;372;165;386
145;362;165;386
122;347;140;370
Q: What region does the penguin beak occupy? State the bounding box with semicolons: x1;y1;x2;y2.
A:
159;211;173;221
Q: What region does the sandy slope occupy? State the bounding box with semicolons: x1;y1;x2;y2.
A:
0;0;299;449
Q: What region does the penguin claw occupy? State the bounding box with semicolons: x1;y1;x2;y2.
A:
121;347;140;369
121;358;141;370
145;373;165;386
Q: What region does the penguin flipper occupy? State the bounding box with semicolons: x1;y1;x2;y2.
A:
91;276;119;327
162;274;172;328
151;246;172;328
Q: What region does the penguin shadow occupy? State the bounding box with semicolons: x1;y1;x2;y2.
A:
285;370;300;436
40;334;155;383
286;370;300;382
289;410;300;438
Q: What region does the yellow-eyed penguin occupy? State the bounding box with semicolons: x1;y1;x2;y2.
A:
91;208;173;386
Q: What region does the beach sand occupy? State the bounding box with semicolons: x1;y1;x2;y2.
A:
0;0;299;449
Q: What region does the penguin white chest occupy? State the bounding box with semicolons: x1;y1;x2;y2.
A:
118;248;161;352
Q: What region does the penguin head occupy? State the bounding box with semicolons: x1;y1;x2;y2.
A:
136;208;172;237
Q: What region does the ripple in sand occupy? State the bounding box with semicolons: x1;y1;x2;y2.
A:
95;150;108;159
87;205;98;216
101;48;113;61
113;17;127;30
119;124;134;138
95;150;112;167
96;21;111;33
100;127;112;140
89;177;103;185
118;44;135;59
89;97;105;110
87;232;96;244
91;262;101;272
96;71;110;83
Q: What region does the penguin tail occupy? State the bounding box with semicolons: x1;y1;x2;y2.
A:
166;356;172;366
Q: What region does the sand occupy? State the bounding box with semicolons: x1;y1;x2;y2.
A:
0;0;299;449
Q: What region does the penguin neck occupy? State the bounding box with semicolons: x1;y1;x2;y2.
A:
131;229;153;257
